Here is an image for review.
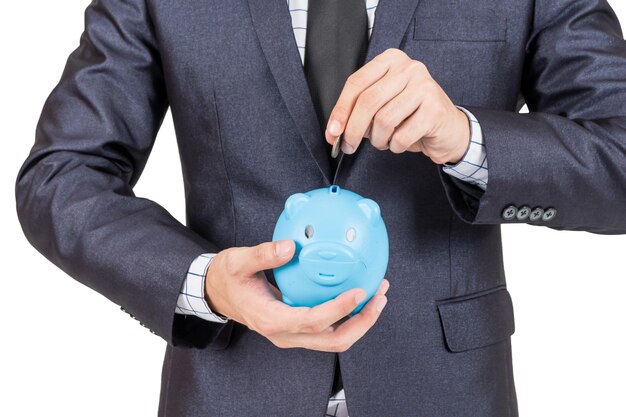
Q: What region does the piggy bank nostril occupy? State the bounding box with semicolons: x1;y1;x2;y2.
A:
318;250;337;259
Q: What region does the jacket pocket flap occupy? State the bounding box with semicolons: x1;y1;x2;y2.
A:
437;287;515;352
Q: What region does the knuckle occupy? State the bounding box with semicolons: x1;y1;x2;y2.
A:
358;89;380;111
368;308;381;325
423;79;439;94
253;245;268;263
343;125;358;143
300;323;323;334
332;105;349;121
383;48;405;60
299;318;324;334
371;140;388;151
253;318;276;336
270;338;291;349
346;72;367;89
342;299;358;316
399;134;413;147
389;143;403;154
415;60;431;76
432;155;448;165
247;318;262;333
265;324;280;337
328;340;351;353
325;343;342;353
374;110;394;131
393;131;412;147
409;60;427;73
389;139;407;154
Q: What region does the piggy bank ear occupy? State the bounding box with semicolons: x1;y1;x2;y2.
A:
357;198;381;226
285;193;311;220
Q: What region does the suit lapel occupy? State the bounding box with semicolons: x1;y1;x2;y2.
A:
247;0;421;186
247;0;333;185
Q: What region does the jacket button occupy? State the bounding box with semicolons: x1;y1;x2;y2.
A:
516;206;531;221
529;207;544;221
502;205;518;221
542;207;557;221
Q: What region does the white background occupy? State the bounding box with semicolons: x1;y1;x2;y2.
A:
1;1;625;416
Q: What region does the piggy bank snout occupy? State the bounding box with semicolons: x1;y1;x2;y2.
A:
299;241;359;286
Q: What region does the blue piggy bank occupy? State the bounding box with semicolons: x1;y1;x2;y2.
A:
272;185;389;313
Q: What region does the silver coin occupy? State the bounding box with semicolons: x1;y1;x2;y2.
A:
331;134;343;158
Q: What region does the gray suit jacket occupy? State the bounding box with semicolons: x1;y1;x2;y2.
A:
15;0;626;416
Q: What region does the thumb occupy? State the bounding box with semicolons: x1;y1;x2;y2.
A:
236;240;295;276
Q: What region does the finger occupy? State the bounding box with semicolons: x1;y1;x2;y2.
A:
375;278;390;296
291;287;368;334
231;240;295;277
368;77;427;150
406;140;424;153
284;294;388;352
325;49;408;144
389;78;452;155
363;122;372;139
388;107;430;154
341;69;411;153
259;281;389;346
323;294;388;350
242;284;362;334
297;279;388;335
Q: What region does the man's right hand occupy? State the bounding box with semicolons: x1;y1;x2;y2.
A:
204;239;389;352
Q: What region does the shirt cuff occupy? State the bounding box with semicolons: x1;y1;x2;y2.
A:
441;106;488;191
176;253;229;323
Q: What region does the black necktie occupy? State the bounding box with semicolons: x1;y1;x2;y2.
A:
304;0;369;173
303;0;369;396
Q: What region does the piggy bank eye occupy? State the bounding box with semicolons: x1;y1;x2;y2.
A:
346;227;356;242
304;225;314;239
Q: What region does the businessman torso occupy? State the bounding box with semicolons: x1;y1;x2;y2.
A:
154;1;519;415
18;0;626;416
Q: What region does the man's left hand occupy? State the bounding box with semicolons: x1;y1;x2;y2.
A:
325;48;470;165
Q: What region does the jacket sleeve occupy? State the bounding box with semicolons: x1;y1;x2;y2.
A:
439;0;626;234
14;0;231;347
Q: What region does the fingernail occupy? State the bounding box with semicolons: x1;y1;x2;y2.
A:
376;297;388;312
275;240;292;258
341;142;354;154
354;291;367;305
328;120;341;136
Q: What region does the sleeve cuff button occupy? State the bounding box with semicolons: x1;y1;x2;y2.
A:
542;207;557;221
529;207;544;221
516;206;531;221
502;205;518;221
